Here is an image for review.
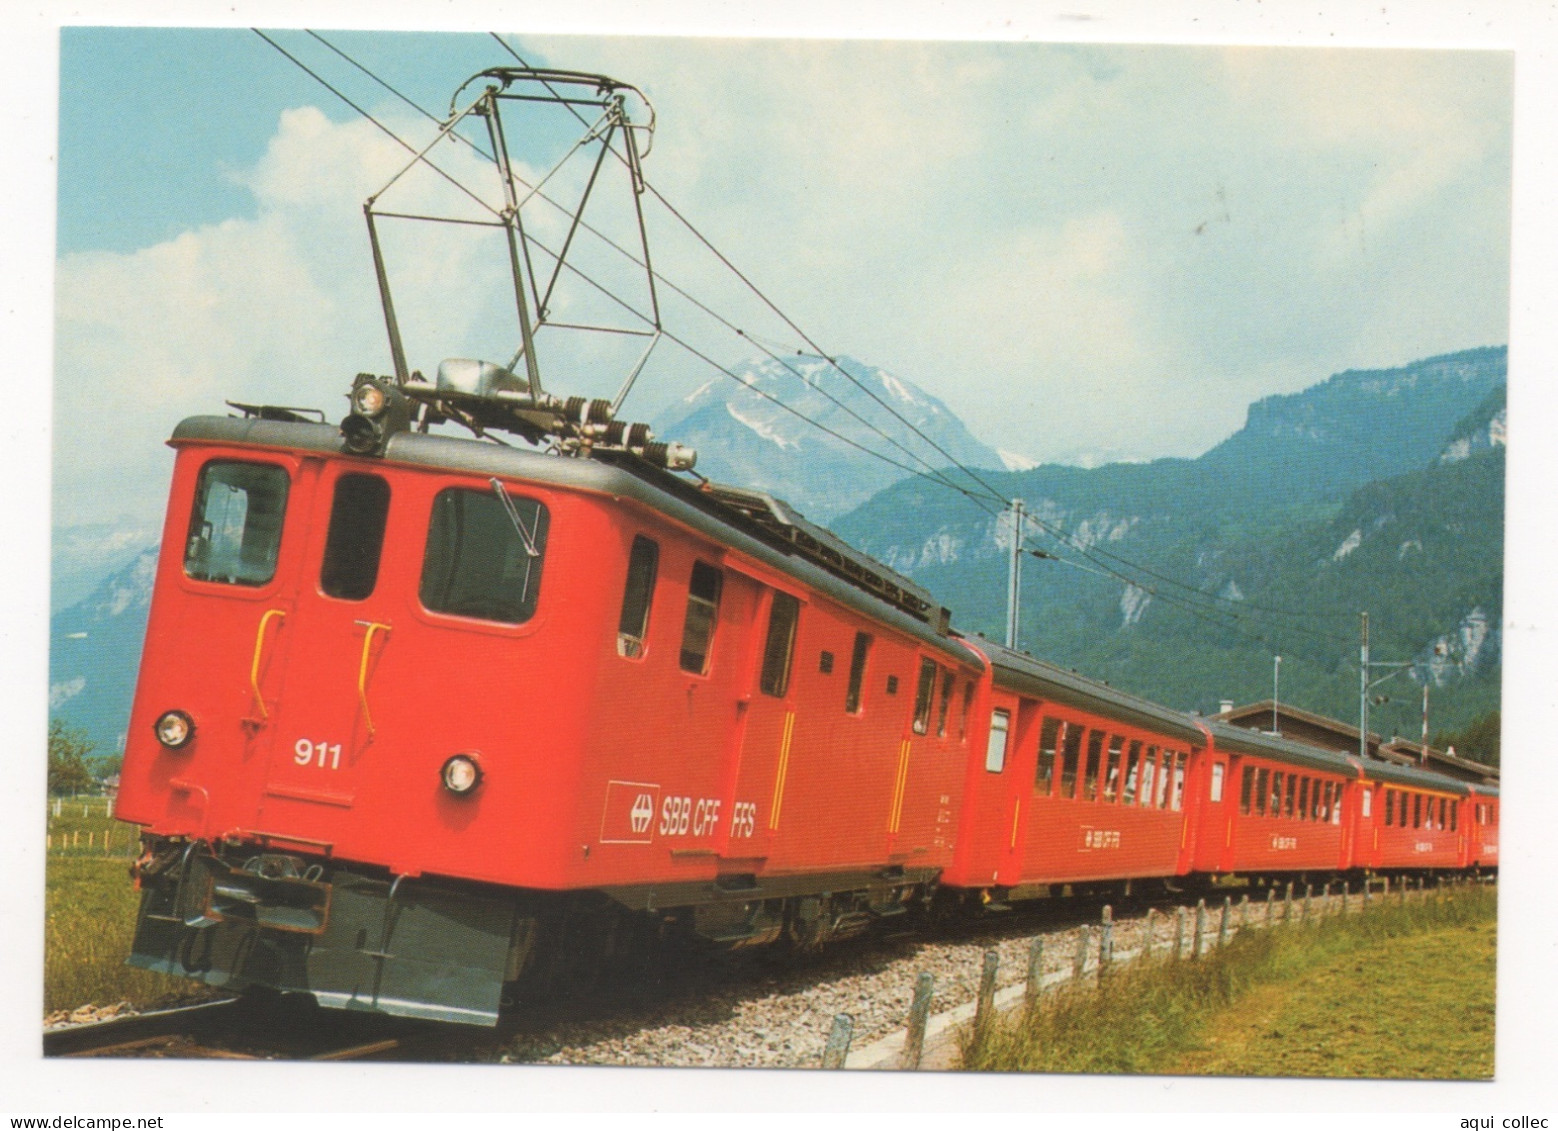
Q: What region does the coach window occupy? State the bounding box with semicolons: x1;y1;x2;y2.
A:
1140;746;1158;807
1170;752;1187;811
1269;771;1283;817
1450;801;1458;831
1102;737;1126;802
1036;718;1060;795
937;670;955;737
1361;788;1372;819
1285;776;1297;817
1254;768;1269;816
678;561;724;674
1298;777;1311;820
845;632;872;713
1385;789;1395;827
1240;766;1255;814
1439;798;1448;829
1082;731;1104;801
986;709;1011;773
759;591;801;697
912;658;937;734
421;486;549;624
1155;748;1172;808
1208;762;1225;803
960;682;975;740
616;536;659;658
1412;793;1422;829
320;473;390;601
185;460;290;586
1124;741;1143;805
1061;725;1084;799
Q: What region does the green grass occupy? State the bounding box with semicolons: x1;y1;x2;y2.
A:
961;883;1496;1079
45;795;137;858
43;856;193;1015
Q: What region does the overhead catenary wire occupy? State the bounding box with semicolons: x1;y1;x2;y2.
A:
259;29;1361;648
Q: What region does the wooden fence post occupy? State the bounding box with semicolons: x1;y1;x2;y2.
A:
974;950;1000;1044
1194;899;1207;958
1219;896;1232;948
1140;908;1155;959
822;1014;853;1069
1174;907;1187;960
1100;905;1114;970
1303;883;1312;921
1239;893;1249;930
1284;881;1294;921
1265;886;1275;923
1074;925;1092;981
1341;880;1350;914
1025;937;1045;1005
902;972;935;1070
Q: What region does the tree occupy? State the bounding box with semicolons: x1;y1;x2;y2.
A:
48;719;96;796
1432;709;1501;769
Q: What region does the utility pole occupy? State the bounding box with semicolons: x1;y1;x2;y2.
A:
1006;498;1025;649
1359;612;1369;763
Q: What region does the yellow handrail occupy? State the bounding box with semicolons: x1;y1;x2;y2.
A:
249;609;287;721
358;622;391;737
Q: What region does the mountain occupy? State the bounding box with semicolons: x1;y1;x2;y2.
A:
49;549;157;759
833;347;1506;738
651;354;1005;522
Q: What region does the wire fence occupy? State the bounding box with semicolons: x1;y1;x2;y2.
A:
44;794;136;858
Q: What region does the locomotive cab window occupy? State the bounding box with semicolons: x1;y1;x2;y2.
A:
421;486;549;624
617;535;659;658
759;591;801;697
679;561;724;674
185;460;290;586
320;473;390;601
937;670;955;737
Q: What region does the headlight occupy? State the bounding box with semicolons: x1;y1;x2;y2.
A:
441;754;482;795
154;710;195;749
353;382;387;417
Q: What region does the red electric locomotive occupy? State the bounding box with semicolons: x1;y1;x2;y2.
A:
113;63;1496;1028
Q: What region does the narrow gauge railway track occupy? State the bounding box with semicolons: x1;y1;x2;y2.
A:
44;878;1473;1068
43;994;432;1062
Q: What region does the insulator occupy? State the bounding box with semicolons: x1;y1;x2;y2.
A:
627;422;653;449
564;395;589;425
602;420;627;446
642;441;698;471
588;398;614;424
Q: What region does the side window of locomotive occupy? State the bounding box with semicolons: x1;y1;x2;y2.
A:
1035;718;1060;795
679;561;724;674
184;460;290;586
420;487;549;625
937;670;955;737
759;591;801;697
912;658;937;734
617;536;659;658
845;632;872;714
320;473;390;601
960;681;975;739
985;708;1011;773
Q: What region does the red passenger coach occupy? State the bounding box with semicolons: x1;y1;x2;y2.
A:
1360;761;1473;874
945;642;1203;896
1198;722;1361;880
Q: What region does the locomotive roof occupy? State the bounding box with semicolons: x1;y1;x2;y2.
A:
978;638;1207;745
171;413;984;671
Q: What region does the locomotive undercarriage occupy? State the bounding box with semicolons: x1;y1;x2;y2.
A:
127;835;939;1026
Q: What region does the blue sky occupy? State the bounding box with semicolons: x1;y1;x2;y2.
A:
44;25;1516;536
